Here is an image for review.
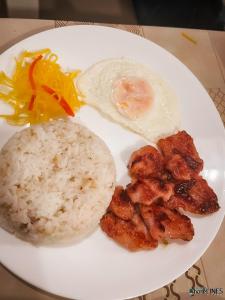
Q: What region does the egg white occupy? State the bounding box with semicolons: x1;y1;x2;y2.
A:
76;58;181;142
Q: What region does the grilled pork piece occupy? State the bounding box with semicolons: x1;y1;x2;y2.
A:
108;186;135;221
126;179;174;206
165;154;198;180
128;145;164;179
167;177;220;214
140;200;194;241
100;212;158;251
158;131;203;180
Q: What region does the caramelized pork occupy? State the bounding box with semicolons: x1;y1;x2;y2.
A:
167;177;220;214
165;154;198;180
128;145;163;179
101;130;219;251
126;179;174;206
140;200;194;241
158;131;203;179
100;212;158;251
108;186;135;220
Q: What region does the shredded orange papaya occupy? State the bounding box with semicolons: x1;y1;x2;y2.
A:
0;48;84;125
42;84;74;117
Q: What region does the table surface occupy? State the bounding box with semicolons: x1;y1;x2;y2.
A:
0;18;224;300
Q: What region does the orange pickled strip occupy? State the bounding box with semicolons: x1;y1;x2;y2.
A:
42;84;75;117
29;54;42;90
28;54;42;110
28;94;36;111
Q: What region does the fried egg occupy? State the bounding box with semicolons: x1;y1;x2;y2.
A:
76;58;180;141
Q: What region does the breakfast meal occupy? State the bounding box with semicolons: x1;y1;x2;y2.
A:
0;119;116;244
0;49;83;125
0;49;220;252
76;58;180;142
100;131;220;251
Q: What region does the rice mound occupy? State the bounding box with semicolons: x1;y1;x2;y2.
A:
0;119;116;244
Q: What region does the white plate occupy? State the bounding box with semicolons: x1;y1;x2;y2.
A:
0;25;225;300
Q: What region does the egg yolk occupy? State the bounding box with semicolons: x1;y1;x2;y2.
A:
112;77;153;119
